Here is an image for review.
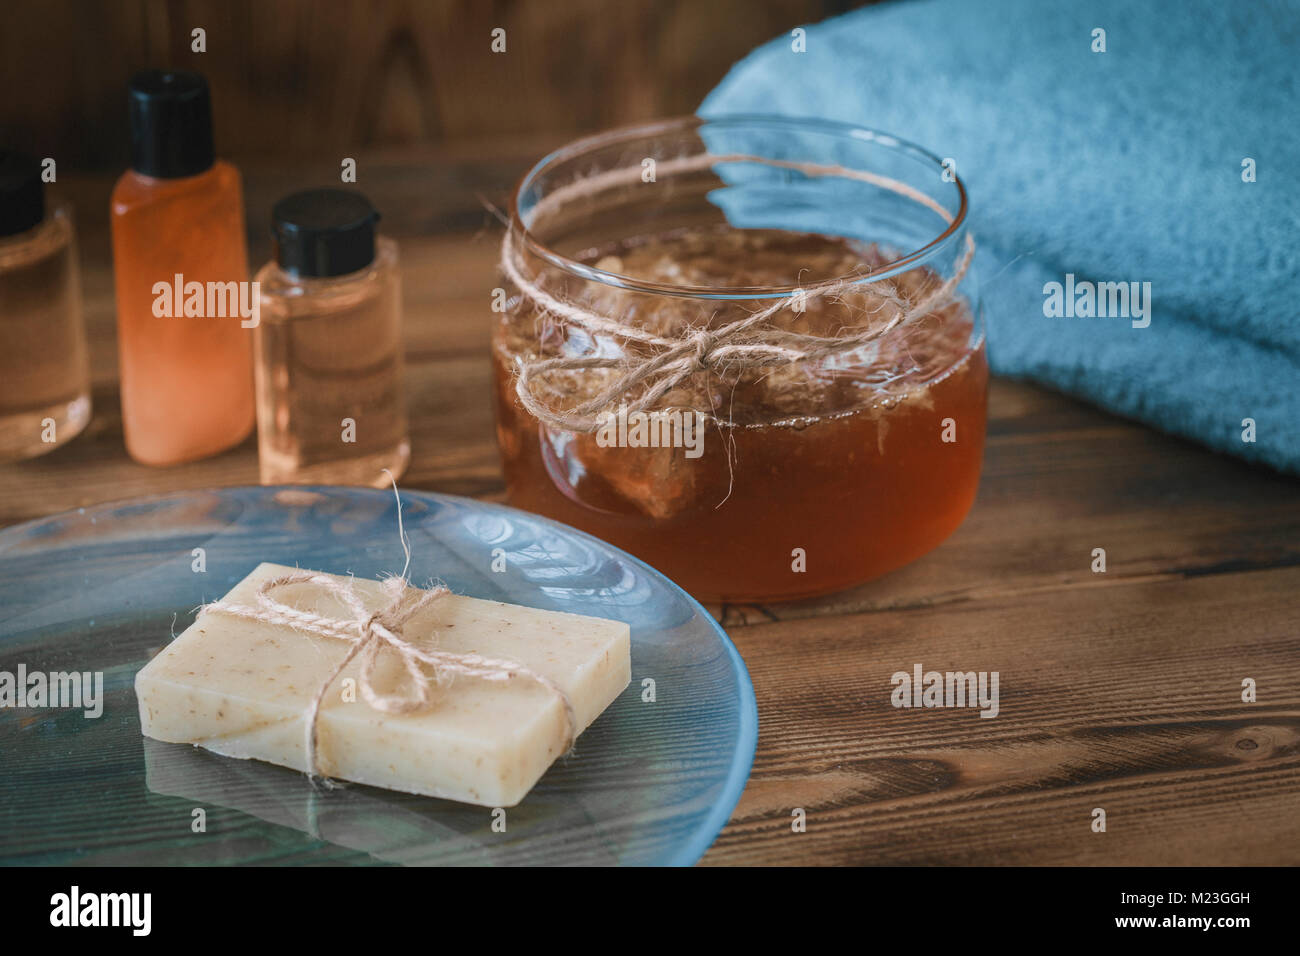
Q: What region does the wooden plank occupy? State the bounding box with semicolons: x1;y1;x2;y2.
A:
703;566;1300;865
0;351;501;524
1;0;844;168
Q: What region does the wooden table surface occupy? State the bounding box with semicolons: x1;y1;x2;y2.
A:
4;148;1298;866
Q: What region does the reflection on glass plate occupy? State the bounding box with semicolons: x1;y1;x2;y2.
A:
0;487;756;866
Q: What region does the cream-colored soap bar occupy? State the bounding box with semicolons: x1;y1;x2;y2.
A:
135;562;631;807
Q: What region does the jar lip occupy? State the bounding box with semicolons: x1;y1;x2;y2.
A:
509;115;969;300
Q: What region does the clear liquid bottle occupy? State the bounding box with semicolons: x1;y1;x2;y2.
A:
0;151;91;460
253;189;409;486
110;71;254;466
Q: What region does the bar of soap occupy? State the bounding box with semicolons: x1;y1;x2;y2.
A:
135;562;631;807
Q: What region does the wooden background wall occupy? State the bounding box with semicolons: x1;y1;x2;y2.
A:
1;0;870;172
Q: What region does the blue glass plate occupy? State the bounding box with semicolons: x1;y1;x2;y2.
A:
0;487;756;866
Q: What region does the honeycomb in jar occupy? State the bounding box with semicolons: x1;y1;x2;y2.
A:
500;226;975;519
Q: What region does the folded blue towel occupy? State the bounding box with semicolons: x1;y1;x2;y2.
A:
701;0;1300;473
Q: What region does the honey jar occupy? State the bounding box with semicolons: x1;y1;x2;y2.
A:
494;117;986;602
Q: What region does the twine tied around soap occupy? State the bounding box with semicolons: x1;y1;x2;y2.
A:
501;152;977;433
201;477;578;781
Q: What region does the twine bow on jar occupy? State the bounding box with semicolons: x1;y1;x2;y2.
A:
500;152;977;434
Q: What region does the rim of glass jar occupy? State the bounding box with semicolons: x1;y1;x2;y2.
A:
510;114;969;301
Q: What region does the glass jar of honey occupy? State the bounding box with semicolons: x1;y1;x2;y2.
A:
493;117;986;603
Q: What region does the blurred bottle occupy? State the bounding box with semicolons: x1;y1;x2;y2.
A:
253;189;409;487
110;70;254;466
0;150;91;461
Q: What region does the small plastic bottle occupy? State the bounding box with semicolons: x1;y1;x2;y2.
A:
0;151;91;460
253;189;410;486
110;70;254;466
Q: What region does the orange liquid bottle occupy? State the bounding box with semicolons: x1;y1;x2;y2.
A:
110;70;254;465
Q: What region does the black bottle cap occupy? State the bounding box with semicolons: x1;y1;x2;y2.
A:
128;70;215;178
0;151;46;237
271;189;380;278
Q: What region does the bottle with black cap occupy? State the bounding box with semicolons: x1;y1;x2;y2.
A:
0;150;91;460
253;188;409;486
109;69;254;466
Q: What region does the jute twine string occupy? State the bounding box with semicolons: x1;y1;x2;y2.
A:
201;476;577;780
502;152;976;433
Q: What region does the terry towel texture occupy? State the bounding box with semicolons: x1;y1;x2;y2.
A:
701;0;1300;473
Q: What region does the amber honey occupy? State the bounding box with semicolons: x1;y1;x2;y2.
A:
493;226;987;602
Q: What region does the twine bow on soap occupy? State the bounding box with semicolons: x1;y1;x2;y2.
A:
201;480;578;780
